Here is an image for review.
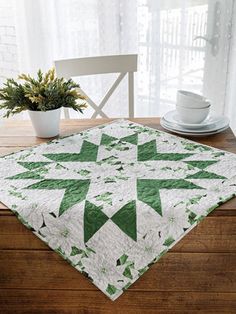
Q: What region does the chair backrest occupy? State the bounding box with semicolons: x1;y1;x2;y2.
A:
55;54;138;119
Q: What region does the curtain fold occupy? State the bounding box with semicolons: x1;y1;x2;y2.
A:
225;0;236;131
15;0;58;74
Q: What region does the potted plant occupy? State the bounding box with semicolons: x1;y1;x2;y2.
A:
0;68;87;138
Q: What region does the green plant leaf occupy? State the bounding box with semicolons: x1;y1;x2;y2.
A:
0;68;87;116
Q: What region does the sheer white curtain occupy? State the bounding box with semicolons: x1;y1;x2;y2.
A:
14;0;137;118
226;1;236;130
1;0;234;125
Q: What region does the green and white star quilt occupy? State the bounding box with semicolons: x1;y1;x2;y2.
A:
1;119;236;300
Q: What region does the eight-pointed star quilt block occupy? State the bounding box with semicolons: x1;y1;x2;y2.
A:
1;119;236;300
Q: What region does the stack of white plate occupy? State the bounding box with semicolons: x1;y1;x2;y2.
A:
161;110;229;137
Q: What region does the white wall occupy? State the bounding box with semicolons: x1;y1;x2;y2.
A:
0;0;18;86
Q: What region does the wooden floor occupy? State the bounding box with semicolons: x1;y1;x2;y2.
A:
0;118;236;314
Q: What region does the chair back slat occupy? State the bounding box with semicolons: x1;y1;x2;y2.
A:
55;54;137;78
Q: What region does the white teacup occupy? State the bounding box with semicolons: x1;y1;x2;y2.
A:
176;105;210;124
177;90;210;109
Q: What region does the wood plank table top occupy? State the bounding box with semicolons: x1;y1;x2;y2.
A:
0;118;236;314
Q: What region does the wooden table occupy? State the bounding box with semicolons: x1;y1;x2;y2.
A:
0;118;236;314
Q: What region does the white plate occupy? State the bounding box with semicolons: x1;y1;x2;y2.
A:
164;110;223;129
160;119;229;137
162;115;229;133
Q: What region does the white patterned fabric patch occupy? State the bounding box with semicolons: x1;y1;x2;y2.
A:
1;119;236;300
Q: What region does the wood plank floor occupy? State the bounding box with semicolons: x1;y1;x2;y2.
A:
0;118;236;313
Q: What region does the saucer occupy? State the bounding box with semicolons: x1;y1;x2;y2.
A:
164;110;222;129
160;118;229;137
162;115;229;134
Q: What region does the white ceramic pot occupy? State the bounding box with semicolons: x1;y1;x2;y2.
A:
28;108;61;138
177;90;211;109
176;105;210;124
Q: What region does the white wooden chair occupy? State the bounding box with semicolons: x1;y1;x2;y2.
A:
54;54;138;119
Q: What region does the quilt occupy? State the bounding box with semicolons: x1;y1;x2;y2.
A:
1;119;236;300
